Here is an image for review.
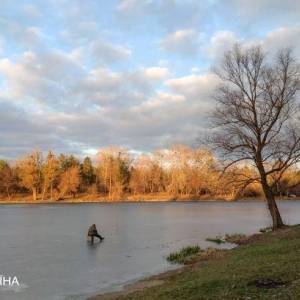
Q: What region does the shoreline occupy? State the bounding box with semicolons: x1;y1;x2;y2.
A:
87;236;244;300
87;266;184;300
0;193;236;204
88;225;300;299
84;263;181;300
0;196;298;205
0;198;263;205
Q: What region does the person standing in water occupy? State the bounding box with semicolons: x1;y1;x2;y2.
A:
87;224;104;243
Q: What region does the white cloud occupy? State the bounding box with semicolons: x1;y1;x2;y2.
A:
133;91;185;111
124;66;170;95
0;17;226;158
0;50;84;110
206;27;300;62
0;50;171;114
86;68;123;89
160;29;201;55
23;27;43;45
207;31;239;60
1;0;300;158
191;67;200;74
3;22;44;48
166;73;219;103
22;4;42;19
143;67;170;80
116;0;205;32
263;26;300;58
91;39;132;64
117;0;141;12
0;45;219;156
226;0;300;21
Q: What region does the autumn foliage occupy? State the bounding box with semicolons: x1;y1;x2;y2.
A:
0;145;299;201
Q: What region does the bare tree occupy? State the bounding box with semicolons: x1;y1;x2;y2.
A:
211;45;300;230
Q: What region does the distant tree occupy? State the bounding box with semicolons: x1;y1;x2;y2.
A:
165;145;191;196
58;165;80;199
189;148;217;195
0;160;15;200
42;151;59;200
17;151;43;201
98;147;130;199
211;45;300;229
81;157;95;188
152;150;167;192
57;154;79;173
129;155;161;194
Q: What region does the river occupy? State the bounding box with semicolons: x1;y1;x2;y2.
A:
0;201;299;299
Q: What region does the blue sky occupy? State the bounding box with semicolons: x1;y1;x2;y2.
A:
1;0;300;159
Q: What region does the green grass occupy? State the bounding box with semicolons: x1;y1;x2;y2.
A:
166;245;201;264
114;225;300;299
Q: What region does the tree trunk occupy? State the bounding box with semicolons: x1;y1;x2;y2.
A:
109;175;112;199
6;186;11;201
41;183;46;201
50;182;53;201
256;155;284;230
261;176;284;230
32;187;37;201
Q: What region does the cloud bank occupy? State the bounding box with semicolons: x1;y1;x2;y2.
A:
0;0;300;159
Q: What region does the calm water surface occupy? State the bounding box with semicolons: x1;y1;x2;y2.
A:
0;201;299;300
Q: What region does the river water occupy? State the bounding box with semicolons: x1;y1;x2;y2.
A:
0;201;299;300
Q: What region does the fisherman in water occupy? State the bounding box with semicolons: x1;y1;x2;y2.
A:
87;224;104;243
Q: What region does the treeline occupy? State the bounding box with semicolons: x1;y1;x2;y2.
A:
0;145;299;201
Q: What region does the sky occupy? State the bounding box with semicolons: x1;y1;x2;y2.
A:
0;0;300;159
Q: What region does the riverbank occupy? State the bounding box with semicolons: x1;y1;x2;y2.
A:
0;193;299;204
0;192;234;204
89;225;300;299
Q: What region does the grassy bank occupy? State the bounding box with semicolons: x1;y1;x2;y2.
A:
1;193;299;204
90;225;300;300
0;192;242;204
